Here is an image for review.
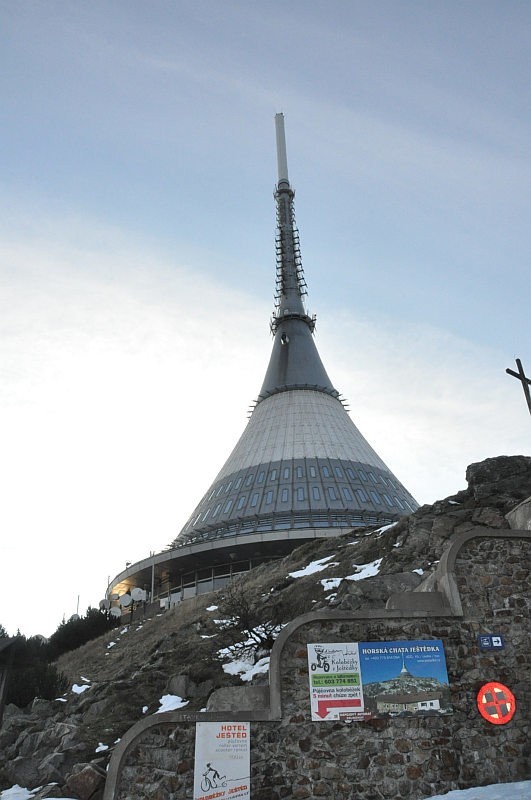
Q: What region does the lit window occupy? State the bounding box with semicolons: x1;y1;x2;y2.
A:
356;488;367;503
312;486;321;501
335;467;343;479
250;493;259;508
343;488;353;501
346;468;356;480
257;471;265;484
265;490;273;505
270;469;277;481
309;466;316;478
236;495;247;510
327;487;338;501
322;466;330;478
297;487;305;501
370;490;381;504
281;488;289;502
224;499;233;513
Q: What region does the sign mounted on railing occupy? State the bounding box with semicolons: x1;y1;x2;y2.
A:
194;721;250;800
307;640;451;721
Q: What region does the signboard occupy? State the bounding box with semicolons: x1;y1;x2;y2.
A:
194;721;250;800
477;634;504;651
477;682;516;725
308;640;451;721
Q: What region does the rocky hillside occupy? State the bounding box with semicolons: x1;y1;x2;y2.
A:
1;455;530;799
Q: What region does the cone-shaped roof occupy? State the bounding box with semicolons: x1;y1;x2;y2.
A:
171;114;417;549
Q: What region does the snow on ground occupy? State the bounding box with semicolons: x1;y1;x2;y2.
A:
320;577;342;591
421;782;530;799
374;522;398;535
222;656;270;682
95;742;108;752
206;605;218;611
289;555;338;578
155;694;189;714
107;641;116;649
413;568;425;575
71;683;90;694
1;780;529;800
346;558;383;581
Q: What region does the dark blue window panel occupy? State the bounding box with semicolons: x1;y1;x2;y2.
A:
357;488;367;503
383;493;394;507
283;467;290;479
322;466;330;478
296;466;304;478
250;492;259;508
269;469;277;481
245;474;254;486
327;487;338;501
236;495;247;510
281;488;289;502
343;488;353;501
370;490;381;504
224;499;233;513
346;468;356;480
359;470;367;481
309;466;317;478
312;486;321;500
265;490;273;505
296;487;305;501
213;503;222;517
335;467;343;479
257;471;265;484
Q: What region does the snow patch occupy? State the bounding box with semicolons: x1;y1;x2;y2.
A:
223;656;270;682
155;694;189;714
374;522;398;535
71;684;90;694
413;568;424;575
289;555;337;578
346;558;382;581
206;605;218;611
107;641;116;649
320;577;342;591
95;743;108;753
142;706;148;714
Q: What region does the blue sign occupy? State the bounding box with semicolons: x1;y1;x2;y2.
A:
477;634;504;651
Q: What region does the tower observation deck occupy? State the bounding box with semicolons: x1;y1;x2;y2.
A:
107;115;418;606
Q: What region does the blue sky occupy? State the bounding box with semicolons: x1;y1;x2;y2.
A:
1;1;529;636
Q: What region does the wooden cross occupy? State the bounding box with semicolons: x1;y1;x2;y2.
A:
506;358;531;416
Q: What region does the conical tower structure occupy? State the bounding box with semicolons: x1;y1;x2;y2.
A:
172;114;417;550
107;115;418;605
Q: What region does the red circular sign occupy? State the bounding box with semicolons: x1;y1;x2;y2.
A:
476;682;516;725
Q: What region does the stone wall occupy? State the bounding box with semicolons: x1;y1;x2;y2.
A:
104;530;530;800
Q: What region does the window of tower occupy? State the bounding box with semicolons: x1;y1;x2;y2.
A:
225;481;233;493
327;487;338;501
202;508;211;521
224;499;233;514
257;471;265;484
283;467;290;479
357;488;368;503
296;466;304;478
234;477;242;490
265;490;274;505
245;474;254;486
346;468;356;480
309;465;317;478
322;465;330;478
343;488;353;501
250;492;259;508
296;487;305;501
383;493;394;507
312;486;321;501
269;469;277;481
335;467;343;479
215;485;224;496
236;495;247;510
212;503;222;517
359;470;367;481
369;473;377;484
370;490;381;504
281;488;289;502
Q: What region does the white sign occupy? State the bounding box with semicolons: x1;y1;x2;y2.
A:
307;643;364;721
194;721;250;800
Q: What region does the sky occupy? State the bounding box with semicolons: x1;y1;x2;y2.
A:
1;1;529;637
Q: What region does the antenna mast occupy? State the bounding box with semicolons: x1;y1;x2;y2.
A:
271;113;314;334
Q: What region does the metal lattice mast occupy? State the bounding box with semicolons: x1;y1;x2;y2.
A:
271;113;315;335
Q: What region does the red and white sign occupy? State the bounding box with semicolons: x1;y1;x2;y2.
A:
476;682;516;725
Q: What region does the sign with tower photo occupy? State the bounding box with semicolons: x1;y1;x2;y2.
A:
307;640;451;721
194;721;250;800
